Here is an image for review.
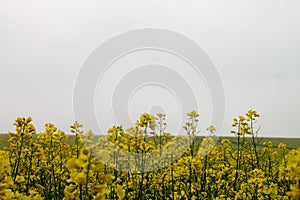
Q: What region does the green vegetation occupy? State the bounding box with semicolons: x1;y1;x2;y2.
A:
0;133;299;150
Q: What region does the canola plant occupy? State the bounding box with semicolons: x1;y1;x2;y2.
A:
0;110;299;199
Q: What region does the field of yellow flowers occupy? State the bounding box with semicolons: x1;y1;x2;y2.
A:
0;110;299;199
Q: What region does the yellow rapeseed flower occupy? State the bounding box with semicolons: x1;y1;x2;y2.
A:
74;172;86;185
116;185;125;199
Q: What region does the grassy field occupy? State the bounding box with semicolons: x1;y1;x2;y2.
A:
0;134;9;149
217;136;300;150
0;133;299;150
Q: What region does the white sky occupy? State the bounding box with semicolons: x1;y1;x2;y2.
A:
0;0;299;137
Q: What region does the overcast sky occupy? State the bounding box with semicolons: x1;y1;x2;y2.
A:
0;0;299;137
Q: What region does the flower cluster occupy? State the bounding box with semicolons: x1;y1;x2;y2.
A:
0;110;299;199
